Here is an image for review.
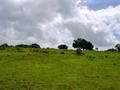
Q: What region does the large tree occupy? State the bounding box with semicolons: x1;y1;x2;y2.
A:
73;38;94;50
85;41;94;50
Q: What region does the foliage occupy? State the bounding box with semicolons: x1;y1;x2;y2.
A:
0;43;9;47
60;52;65;54
73;38;94;50
15;43;40;48
30;43;40;48
58;44;68;49
15;44;30;48
76;48;82;55
106;48;116;52
115;44;120;51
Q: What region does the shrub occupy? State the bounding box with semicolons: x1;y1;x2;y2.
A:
76;48;84;55
30;43;40;48
106;48;116;52
15;44;29;48
60;52;65;54
105;55;108;58
58;44;68;50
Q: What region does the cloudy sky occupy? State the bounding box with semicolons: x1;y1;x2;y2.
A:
0;0;120;49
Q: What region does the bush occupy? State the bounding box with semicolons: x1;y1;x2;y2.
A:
30;43;40;48
76;48;84;55
106;48;116;52
58;44;68;50
105;55;108;58
60;52;65;54
15;44;29;48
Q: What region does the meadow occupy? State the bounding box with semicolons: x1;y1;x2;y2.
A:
0;48;120;90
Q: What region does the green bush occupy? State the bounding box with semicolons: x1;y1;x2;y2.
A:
60;52;65;54
76;48;82;55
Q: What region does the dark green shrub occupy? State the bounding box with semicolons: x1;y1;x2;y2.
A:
58;44;68;49
60;52;65;54
106;48;116;52
76;48;84;55
15;44;29;48
30;43;40;48
105;55;108;58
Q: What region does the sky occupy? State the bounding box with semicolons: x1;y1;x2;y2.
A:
0;0;120;50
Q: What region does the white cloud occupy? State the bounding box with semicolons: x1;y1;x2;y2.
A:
0;0;120;49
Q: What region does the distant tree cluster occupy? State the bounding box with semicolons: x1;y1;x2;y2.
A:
1;37;120;53
0;43;40;48
0;43;9;48
15;43;40;48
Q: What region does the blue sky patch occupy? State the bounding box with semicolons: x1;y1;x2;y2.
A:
82;0;120;10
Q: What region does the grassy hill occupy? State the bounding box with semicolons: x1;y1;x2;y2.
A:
0;48;120;90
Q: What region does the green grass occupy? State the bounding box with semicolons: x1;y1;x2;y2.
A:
0;48;120;90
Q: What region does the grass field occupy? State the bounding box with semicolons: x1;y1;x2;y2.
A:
0;48;120;90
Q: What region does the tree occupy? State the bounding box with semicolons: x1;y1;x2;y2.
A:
85;41;94;50
115;44;120;51
106;48;116;52
58;44;68;49
72;38;94;50
0;43;9;47
73;38;87;50
0;43;9;50
15;44;29;48
30;43;40;48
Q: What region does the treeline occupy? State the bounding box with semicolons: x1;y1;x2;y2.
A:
0;43;40;48
58;38;120;52
0;38;120;52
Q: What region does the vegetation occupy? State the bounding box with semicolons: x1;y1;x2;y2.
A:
0;38;120;89
115;44;120;51
106;48;116;52
58;44;68;50
72;38;94;50
15;43;40;48
29;43;41;48
0;48;120;90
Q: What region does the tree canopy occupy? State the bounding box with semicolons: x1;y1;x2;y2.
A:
58;44;68;49
73;38;94;50
115;44;120;51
